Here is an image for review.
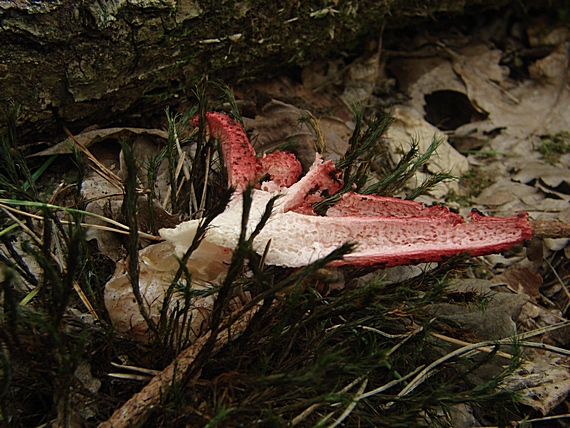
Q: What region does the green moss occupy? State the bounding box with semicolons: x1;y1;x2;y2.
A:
535;131;570;164
152;0;390;98
445;168;494;206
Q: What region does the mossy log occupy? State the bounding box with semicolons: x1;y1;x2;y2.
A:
0;0;549;144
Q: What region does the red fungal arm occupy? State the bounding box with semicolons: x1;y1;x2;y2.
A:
200;112;303;191
281;154;343;213
202;112;258;189
257;150;302;191
327;192;426;217
254;210;532;268
193;111;534;269
339;211;533;267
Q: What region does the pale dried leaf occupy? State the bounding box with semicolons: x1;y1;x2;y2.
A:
513;161;570;189
385;105;469;197
35;127;168;156
518;302;570;342
104;239;232;342
496;266;543;301
474;175;570;219
501;351;570;415
455;43;570;140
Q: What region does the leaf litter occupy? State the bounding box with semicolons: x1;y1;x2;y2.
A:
2;11;570;428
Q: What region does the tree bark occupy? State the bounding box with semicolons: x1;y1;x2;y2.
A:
0;0;549;144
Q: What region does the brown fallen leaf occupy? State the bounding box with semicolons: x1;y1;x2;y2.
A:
245;100;350;169
496;266;543;301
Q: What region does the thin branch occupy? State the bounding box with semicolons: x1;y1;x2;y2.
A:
0;201;160;240
326;378;368;428
99;307;258;428
431;332;514;360
390;320;570;407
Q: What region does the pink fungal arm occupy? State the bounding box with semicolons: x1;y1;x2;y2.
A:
327;192;427;217
337;211;532;267
202;112;259;189
257;150;302;191
249;209;531;268
280;154;343;213
199;112;303;191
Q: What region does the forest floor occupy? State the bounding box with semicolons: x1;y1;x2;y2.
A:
1;7;570;428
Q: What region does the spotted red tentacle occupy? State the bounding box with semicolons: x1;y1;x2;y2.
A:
200;112;259;189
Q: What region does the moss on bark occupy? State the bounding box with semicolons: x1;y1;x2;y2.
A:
0;0;551;143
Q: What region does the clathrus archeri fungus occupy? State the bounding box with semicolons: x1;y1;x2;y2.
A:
161;112;533;268
105;112;534;340
101;112;566;428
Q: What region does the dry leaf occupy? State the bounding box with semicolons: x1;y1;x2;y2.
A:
35;127;168;156
245;100;351;168
513;161;570;190
385;105;469;197
517;301;570;346
340;38;382;107
474;175;569;218
431;279;529;340
501;351;570;415
496;266;543;301
104;240;232;342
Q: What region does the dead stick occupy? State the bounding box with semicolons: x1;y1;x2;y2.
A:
99;308;257;428
530;220;570;239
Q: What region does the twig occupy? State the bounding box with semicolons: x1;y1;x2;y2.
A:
291;375;366;426
390;341;509;407
326;378;368;428
516;319;570;340
107;373;154;382
198;147;211;216
359;365;425;400
98;307;257;428
530;220;570;238
173;124;191;182
291;362;426;426
387;324;424;357
523;413;570;423
355;325;419;339
73;280;99;320
516;340;570;356
110;362;161;376
2;204;101;319
431;332;514;360
0;207;44;249
63;127;125;191
0;201;160;240
388;320;570;408
544;255;570;311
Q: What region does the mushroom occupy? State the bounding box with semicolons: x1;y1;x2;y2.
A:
162;112;532;268
105;112;532;340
